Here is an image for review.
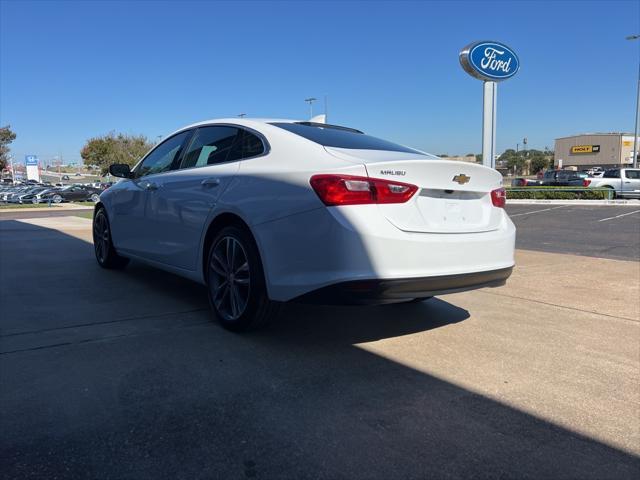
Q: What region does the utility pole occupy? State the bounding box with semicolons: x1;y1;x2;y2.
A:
626;35;640;168
304;97;317;119
324;95;328;122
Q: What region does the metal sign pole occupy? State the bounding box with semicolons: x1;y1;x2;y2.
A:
482;81;497;169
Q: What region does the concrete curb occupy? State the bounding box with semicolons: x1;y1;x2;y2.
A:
507;199;640;206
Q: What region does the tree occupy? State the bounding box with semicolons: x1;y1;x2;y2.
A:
0;125;17;172
81;132;153;174
530;154;549;174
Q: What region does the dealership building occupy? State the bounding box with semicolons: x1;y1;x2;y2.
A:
554;133;639;169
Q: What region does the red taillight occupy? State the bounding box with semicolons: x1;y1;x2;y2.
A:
583;179;591;187
491;187;506;208
309;174;418;206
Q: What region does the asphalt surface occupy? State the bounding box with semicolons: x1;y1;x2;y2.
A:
3;203;640;259
506;204;640;260
0;212;639;479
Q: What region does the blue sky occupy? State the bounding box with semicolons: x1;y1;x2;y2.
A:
1;0;639;164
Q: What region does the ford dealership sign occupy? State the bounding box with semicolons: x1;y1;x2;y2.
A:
459;41;519;82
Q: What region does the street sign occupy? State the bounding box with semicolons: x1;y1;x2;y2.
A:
570;145;600;154
459;41;520;169
25;155;40;182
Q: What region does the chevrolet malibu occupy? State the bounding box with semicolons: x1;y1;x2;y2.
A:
94;119;515;331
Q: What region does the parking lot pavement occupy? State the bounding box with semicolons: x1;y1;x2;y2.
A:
506;204;640;260
1;216;639;479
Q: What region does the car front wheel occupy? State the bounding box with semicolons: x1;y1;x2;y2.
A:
52;194;62;203
206;225;279;332
93;208;129;269
90;193;100;202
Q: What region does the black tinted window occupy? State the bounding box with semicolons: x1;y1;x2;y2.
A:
227;129;265;160
137;131;191;177
625;170;640;179
271;122;424;154
603;169;620;178
240;130;265;158
181;126;240;168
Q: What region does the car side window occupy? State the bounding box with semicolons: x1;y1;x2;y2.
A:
603;169;620;179
625;170;639;179
180;126;240;169
226;129;267;161
136;130;191;178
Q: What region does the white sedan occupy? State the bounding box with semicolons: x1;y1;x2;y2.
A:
94;119;515;331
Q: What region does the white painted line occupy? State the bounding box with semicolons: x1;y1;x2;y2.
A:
597;210;640;222
507;199;640;205
509;206;567;217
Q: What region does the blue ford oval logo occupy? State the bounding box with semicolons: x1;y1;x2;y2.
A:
459;41;519;81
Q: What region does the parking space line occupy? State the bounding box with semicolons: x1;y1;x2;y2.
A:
597;210;640;222
509;205;567;217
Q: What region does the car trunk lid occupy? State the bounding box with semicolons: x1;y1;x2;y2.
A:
324;147;504;233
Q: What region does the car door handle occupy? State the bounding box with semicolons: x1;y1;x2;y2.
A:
144;182;159;191
201;178;221;188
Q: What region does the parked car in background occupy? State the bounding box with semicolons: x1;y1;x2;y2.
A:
62;175;70;180
585;168;640;198
586;166;604;176
554;170;589;186
1;186;31;202
536;169;588;186
538;170;559;185
10;187;49;204
39;185;102;203
28;188;62;204
511;177;542;187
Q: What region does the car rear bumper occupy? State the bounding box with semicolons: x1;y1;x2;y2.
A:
253;204;516;302
292;266;513;305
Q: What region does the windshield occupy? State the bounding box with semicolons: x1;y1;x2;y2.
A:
271;122;427;155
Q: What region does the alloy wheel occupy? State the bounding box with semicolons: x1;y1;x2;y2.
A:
209;236;250;321
93;213;110;263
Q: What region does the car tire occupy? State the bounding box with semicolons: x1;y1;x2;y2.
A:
93;208;129;269
206;225;280;332
52;194;62;203
32;198;38;204
90;193;100;202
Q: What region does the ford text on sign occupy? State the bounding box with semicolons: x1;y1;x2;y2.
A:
459;41;520;82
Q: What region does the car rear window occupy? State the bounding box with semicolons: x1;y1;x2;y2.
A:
270;122;425;155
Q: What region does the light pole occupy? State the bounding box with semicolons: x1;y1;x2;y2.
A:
627;34;640;168
304;97;317;119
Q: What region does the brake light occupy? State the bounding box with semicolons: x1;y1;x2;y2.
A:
583;179;591;187
310;174;418;206
491;187;506;208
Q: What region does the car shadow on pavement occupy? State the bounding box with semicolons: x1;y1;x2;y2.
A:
1;219;639;479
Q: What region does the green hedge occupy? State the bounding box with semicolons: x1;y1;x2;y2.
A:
506;188;612;200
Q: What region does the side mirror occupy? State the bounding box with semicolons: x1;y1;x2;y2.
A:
109;163;133;178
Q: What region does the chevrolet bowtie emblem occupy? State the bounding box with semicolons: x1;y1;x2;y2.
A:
452;174;471;185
